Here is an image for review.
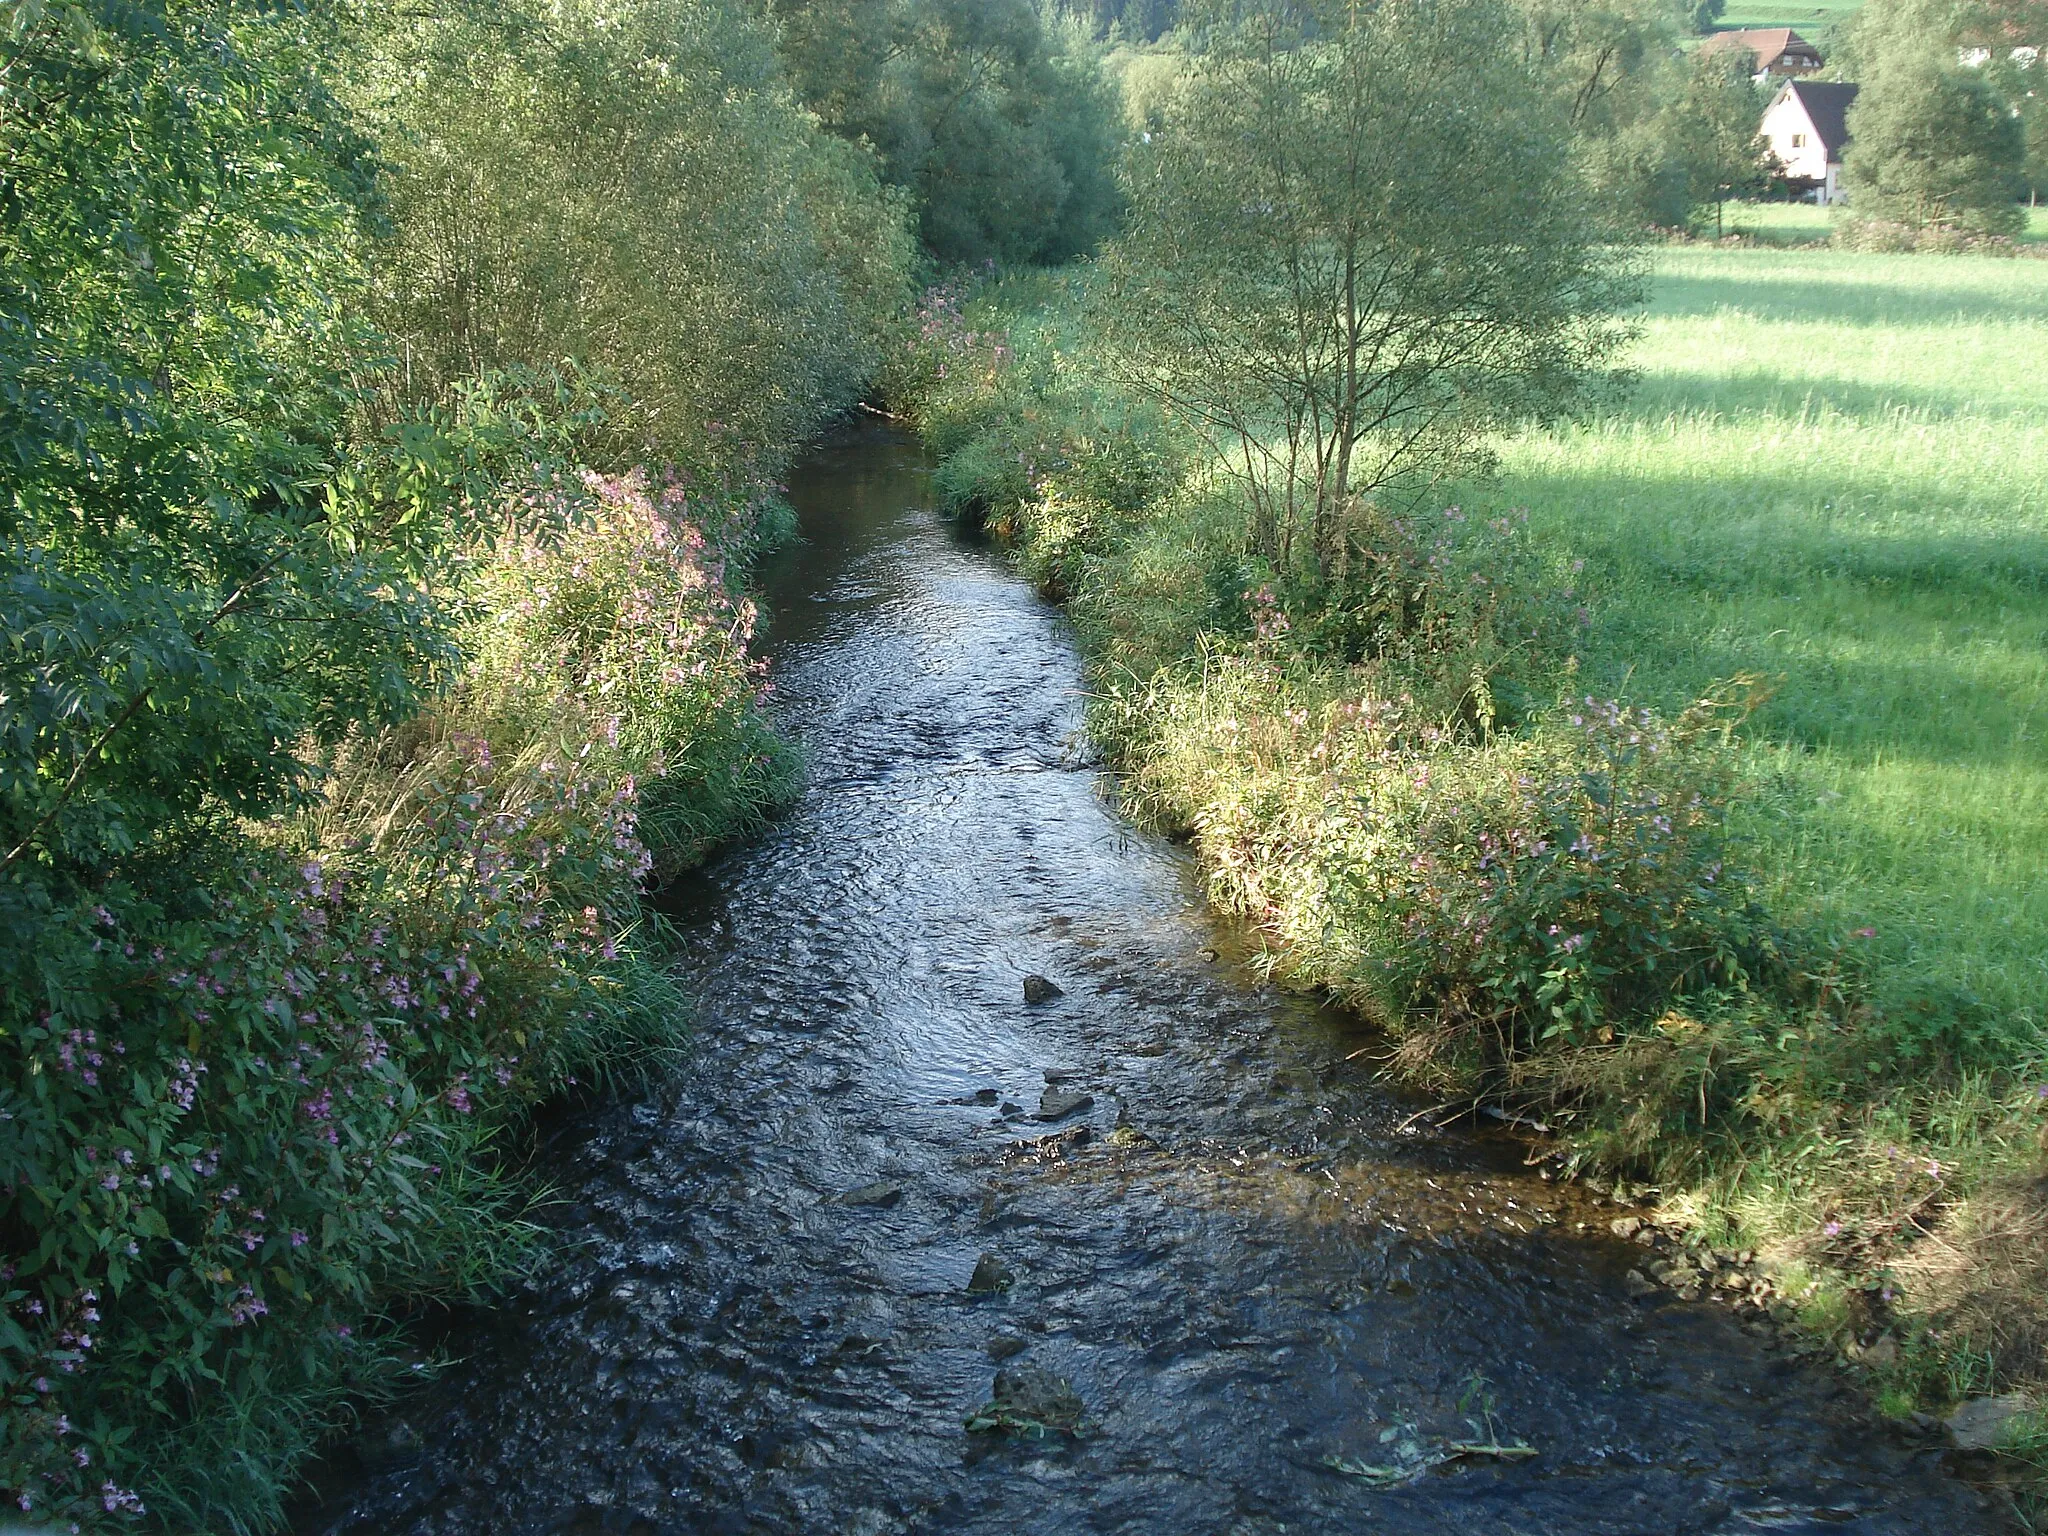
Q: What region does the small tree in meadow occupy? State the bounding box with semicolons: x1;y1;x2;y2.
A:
1844;44;2027;234
1671;47;1776;236
1097;0;1636;590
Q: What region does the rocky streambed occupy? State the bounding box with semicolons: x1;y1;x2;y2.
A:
297;427;2012;1536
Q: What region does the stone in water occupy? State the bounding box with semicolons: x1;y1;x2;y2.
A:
1022;975;1064;1004
1037;1088;1094;1121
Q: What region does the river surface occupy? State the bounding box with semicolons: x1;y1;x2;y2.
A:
300;427;2007;1536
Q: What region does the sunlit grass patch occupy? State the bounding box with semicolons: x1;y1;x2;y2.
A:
1487;245;2048;1054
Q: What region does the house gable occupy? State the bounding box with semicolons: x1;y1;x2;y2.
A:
1760;79;1859;201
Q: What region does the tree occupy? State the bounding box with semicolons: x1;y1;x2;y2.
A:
357;0;916;461
1844;43;2027;233
1098;0;1636;587
1671;47;1776;234
769;0;1126;262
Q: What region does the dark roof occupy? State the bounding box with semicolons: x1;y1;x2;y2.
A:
1786;79;1860;157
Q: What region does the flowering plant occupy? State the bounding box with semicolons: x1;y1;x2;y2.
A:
1323;682;1778;1052
2;455;789;1529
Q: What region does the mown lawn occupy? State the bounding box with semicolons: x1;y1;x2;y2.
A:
1486;245;2048;1069
1710;0;1862;35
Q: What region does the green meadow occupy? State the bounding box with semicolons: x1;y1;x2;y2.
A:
1486;244;2048;1069
1711;0;1862;36
1720;200;2048;244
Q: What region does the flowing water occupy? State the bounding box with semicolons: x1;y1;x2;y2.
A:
300;427;2007;1536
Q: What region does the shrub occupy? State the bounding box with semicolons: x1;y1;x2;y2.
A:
2;456;790;1529
452;464;798;877
1318;686;1779;1054
0;751;663;1529
1843;45;2027;237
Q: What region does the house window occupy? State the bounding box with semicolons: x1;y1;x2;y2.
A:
1791;133;1807;147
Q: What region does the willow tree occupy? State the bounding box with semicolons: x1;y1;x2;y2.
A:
1099;0;1636;586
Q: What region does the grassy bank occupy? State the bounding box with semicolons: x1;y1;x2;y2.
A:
2;456;800;1533
897;245;2048;1453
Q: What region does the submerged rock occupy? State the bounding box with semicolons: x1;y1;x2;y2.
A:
1022;974;1064;1004
967;1253;1015;1295
1037;1088;1094;1121
840;1180;905;1207
987;1334;1028;1362
356;1419;424;1473
966;1366;1086;1439
1624;1268;1660;1300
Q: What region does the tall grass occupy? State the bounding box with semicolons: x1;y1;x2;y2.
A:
1487;246;2048;1065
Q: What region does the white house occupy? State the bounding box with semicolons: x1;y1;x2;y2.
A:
1761;79;1860;205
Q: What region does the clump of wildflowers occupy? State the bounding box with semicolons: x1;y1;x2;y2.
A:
4;454;788;1528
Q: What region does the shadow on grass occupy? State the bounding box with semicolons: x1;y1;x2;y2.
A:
1648;271;2048;328
1573;600;2048;768
1628;370;2040;424
1496;465;2048;592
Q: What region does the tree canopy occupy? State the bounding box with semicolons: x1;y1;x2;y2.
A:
1846;41;2028;232
771;0;1126;263
1099;0;1637;587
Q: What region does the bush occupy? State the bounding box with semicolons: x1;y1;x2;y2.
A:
1830;217;2042;257
2;765;660;1529
359;0;916;463
1319;688;1778;1051
450;464;798;878
1843;45;2027;237
2;458;791;1530
3;0;887;1520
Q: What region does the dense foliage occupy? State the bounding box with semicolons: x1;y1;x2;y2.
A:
1;0;910;1526
358;0;916;459
1840;0;2043;229
1098;0;1635;590
1845;45;2028;235
771;0;1126;263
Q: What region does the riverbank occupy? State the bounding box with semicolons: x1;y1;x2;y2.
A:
892;248;2048;1489
6;452;801;1533
292;422;2007;1536
1;0;926;1522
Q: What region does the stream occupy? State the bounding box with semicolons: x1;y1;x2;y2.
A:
299;426;2007;1535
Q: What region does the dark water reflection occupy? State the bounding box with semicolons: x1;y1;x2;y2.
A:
299;426;2004;1535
